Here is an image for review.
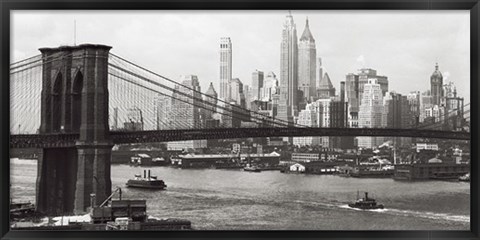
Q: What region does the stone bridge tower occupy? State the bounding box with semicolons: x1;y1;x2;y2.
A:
36;44;113;215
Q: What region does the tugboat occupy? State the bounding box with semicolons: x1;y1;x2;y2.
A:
459;173;470;182
126;170;167;190
244;164;261;172
348;191;384;210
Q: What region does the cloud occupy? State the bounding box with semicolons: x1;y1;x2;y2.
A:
356;55;366;68
443;71;450;81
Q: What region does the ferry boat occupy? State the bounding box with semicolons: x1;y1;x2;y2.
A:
459;173;470;182
348;192;384;210
126;170;167;190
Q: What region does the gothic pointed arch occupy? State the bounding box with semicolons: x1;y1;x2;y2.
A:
72;70;83;131
52;71;63;132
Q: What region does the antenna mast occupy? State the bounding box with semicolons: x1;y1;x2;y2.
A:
74;19;77;46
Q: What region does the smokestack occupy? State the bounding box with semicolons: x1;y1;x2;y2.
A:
365;192;368;200
90;193;96;208
144;170;146;178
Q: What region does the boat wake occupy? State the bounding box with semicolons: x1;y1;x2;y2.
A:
338;204;469;223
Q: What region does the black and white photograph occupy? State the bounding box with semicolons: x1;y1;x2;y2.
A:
8;9;471;231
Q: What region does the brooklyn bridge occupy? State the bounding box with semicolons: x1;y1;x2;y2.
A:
9;44;470;216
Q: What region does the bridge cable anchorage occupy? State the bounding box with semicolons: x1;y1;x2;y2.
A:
109;53;306;128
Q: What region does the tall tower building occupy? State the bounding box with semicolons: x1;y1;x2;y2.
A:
171;75;203;129
168;75;207;150
277;12;299;125
155;95;172;130
358;79;385;148
316;57;324;98
230;78;245;108
260;71;279;101
419;90;433;123
430;63;443;105
407;91;420;126
251;70;264;101
357;68;388;101
298;18;316;103
345;73;359;128
293;103;320;146
205;82;218;119
220;37;232;100
317;72;335;99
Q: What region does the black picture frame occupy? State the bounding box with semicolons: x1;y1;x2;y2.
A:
1;0;479;239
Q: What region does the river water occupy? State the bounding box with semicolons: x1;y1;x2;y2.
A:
10;158;470;230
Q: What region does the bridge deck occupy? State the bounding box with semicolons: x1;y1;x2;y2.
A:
9;127;470;148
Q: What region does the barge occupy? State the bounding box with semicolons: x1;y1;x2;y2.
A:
11;187;190;230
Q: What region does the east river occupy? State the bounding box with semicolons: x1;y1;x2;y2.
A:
10;158;470;230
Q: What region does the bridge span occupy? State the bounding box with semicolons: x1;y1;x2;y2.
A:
10;127;470;149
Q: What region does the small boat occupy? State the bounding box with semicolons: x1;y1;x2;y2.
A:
244;164;261;172
459;173;470;182
126;170;167;190
348;192;384;210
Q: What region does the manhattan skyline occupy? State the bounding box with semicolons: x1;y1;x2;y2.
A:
11;10;469;103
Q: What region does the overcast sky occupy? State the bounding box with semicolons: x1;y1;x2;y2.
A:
11;10;470;102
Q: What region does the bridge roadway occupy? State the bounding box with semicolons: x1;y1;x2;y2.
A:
9;127;470;149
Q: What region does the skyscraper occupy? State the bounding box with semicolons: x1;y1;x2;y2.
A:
407;91;420;126
431;63;443;106
293;103;319;146
260;71;279;101
243;84;252;110
316;57;324;98
155;94;172;130
298;18;316;103
383;92;413;147
443;81;464;131
277;12;299;125
317;72;335;99
171;75;203;129
251;70;264;101
358;79;385;148
220;37;232;100
168;75;207;150
205;82;218;119
357;68;388;101
230;78;245;108
345;73;359;128
419;90;433;123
